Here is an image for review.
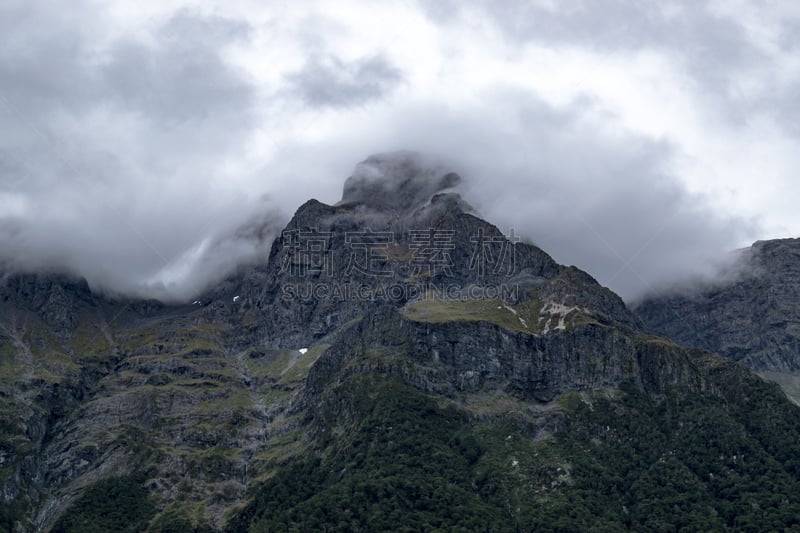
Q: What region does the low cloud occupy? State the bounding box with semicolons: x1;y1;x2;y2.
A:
269;91;757;301
0;0;791;303
286;54;403;108
0;2;276;301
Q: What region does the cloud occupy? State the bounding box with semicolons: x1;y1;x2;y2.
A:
412;0;800;236
264;90;757;301
419;1;756;88
0;2;277;301
103;11;254;124
420;0;800;140
286;53;403;108
0;0;795;303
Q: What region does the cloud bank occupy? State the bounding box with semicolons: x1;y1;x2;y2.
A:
1;0;798;302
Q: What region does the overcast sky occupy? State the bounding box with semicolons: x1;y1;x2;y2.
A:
1;0;799;302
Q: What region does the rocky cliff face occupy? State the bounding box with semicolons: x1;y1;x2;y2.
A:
635;238;800;374
239;152;639;350
2;153;800;532
302;304;701;408
0;273;96;337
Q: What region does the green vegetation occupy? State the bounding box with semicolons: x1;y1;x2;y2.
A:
70;313;112;360
227;376;508;532
0;499;25;533
4;283;800;532
147;510;215;533
402;296;600;335
402;297;543;334
526;381;800;531
51;476;156;533
227;375;800;532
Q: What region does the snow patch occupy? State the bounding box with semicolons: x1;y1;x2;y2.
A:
539;302;585;332
298;348;308;354
233;295;240;303
541;302;580;316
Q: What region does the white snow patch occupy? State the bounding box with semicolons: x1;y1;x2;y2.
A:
233;295;240;303
298;348;308;354
541;302;579;316
192;300;201;305
539;302;584;332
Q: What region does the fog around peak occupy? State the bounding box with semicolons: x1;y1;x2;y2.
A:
2;0;797;302
339;151;461;212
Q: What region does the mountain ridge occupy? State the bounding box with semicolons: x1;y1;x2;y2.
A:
1;153;800;531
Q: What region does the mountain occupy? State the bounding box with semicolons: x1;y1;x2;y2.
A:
635;238;800;402
2;153;800;532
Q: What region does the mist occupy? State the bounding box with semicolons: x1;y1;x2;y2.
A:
260;97;758;301
1;0;796;302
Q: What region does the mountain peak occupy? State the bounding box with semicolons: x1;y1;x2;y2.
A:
338;151;462;213
5;156;800;532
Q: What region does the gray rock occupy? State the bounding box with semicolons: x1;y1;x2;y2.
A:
0;154;789;531
635;238;800;373
301;305;700;411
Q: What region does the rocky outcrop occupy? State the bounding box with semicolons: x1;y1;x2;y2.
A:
0;273;95;337
239;153;639;350
302;305;701;408
635;238;800;373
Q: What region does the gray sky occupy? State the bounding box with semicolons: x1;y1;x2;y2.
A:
1;0;798;301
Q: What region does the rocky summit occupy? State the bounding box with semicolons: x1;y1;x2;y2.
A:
2;153;800;532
